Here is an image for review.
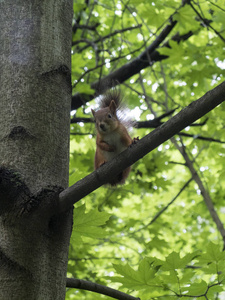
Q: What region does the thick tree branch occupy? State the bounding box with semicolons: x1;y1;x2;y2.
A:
71;17;180;110
171;137;225;248
57;81;225;215
66;278;140;300
71;30;194;110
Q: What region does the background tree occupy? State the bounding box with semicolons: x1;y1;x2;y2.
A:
67;0;225;299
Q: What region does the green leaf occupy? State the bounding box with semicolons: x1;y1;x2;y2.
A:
213;11;225;30
187;281;208;295
162;251;199;271
206;242;225;261
198;242;225;264
138;258;158;283
72;205;110;241
173;6;196;30
158;40;185;63
73;3;87;13
112;258;158;290
75;83;95;95
207;284;224;298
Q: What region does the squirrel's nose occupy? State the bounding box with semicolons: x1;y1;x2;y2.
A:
100;123;105;130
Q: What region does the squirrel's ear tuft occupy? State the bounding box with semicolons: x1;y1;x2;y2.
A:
91;109;95;117
109;100;117;114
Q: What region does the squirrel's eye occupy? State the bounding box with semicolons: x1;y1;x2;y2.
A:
108;113;112;118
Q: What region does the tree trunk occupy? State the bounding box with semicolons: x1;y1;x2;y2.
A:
0;1;73;299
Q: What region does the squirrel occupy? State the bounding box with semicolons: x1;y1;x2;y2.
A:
92;90;137;186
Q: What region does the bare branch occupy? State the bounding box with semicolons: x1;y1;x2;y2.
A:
70;132;93;136
171;137;225;248
70;109;175;126
178;132;225;144
71;115;225;144
56;81;225;216
147;177;193;226
72;23;100;33
66;278;140;300
207;0;225;12
71;117;92;123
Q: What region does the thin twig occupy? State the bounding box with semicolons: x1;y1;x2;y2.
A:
70;116;225;144
147;178;193;226
207;0;225;12
132;177;193;234
171;137;225;248
73;25;142;48
189;1;225;43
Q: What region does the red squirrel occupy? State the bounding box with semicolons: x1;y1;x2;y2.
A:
92;91;136;185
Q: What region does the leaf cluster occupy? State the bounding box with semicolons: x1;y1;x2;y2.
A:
111;242;225;299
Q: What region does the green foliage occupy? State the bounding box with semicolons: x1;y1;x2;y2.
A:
71;204;110;243
68;0;225;299
110;243;225;298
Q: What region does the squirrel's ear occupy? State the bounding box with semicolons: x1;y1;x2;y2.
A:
109;100;117;114
91;109;95;117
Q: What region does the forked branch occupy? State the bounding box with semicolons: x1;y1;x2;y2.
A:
171;137;225;248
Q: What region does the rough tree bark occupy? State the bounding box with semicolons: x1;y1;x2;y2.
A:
0;1;73;299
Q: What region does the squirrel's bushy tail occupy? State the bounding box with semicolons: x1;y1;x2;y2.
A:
99;87;122;109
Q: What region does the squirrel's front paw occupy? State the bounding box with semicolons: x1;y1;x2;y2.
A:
100;161;106;167
130;137;139;147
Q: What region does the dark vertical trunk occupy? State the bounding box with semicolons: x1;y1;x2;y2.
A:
0;0;73;299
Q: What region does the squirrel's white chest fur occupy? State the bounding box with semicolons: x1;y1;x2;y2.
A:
103;131;127;161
